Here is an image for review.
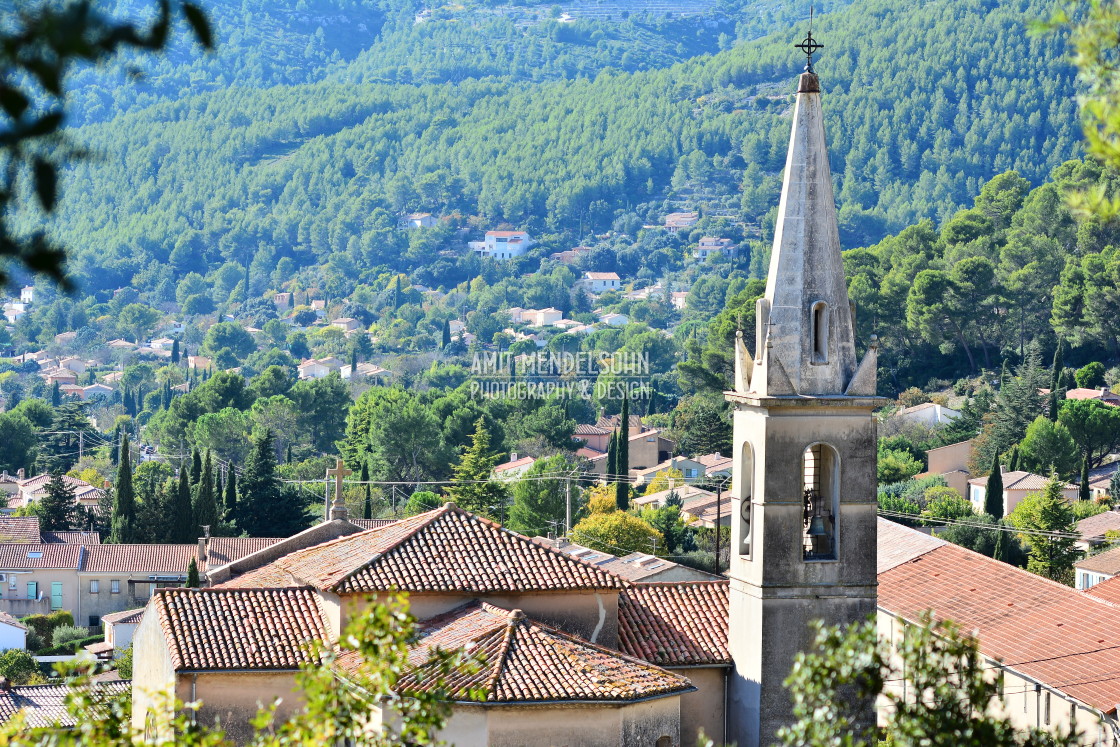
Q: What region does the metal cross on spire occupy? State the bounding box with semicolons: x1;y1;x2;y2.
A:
795;5;824;73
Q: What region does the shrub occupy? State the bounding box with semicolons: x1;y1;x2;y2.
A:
47;609;74;628
897;387;929;408
1075;361;1106;389
51;624;89;648
0;649;38;685
116;645;133;679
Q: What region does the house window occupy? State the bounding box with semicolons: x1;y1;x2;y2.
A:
803;443;839;561
111;580;120;594
88;615;100;628
26;581;37;600
810;301;829;364
90;580;99;593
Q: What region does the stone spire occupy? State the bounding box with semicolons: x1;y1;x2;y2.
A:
741;70;876;397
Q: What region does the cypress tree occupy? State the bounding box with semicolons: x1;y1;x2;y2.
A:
109;433;136;543
1081;456;1092;504
361;461;372;520
285;443;292;464
350;345;359;374
1050;340;1064;394
171;338;180;364
647;383;660;415
185;557;200;588
190;449;202;485
224;468;238;528
193;450;219;534
1007;445;1020;473
441;319;451;349
50;380;60;407
172;466;194;542
1109;470;1120;507
606;430;618;481
392;275;401;309
984;452;1004;518
615;396;630;511
1048;390;1060;422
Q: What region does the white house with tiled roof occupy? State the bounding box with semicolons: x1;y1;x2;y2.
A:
967;470;1078;517
577;271;621;295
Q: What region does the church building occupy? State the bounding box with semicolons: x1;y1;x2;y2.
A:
131;47;888;747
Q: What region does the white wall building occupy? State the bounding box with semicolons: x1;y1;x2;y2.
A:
470;231;535;260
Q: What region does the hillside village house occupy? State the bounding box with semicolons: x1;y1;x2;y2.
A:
330;317;361;332
1075;510;1120;552
694;237;737;260
967;470;1078;517
893;400;960;426
1042;387;1120;406
599;312;628;326
663;211;698;233
549;245;592;263
19;286;33;304
297;357;344;379
523;308;563;327
401;212;437;229
578;271;621;295
470;230;535;260
492;453;536;481
915;439;973;497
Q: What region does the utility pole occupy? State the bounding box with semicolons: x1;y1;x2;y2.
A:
565;476;572;537
323;477;330;522
714;481;722;576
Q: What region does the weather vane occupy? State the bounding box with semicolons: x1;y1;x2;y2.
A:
795;5;824;73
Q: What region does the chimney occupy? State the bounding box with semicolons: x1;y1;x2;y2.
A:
198;526;211;571
0;677;10;692
16;469;24;480
510;452;518;462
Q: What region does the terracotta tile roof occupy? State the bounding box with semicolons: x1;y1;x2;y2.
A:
346;518;396;531
1084;576;1120;605
0;681;130;728
0;611;27;631
375;601;691;703
101;608;144;625
205;537;282;567
877;518;946;574
0;543;83;570
242;504;622;595
1077;511;1120;542
1075;545;1120;576
80;544;196;574
618;582;730;666
42;531;100;544
493;455;535;473
878;535;1120;713
0;518;41;543
573;423;609;436
967;471;1075;492
152;588;329;671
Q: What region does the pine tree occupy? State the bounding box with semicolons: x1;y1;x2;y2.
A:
109;433;136;543
171;338;180;364
1080;456;1092;504
446;418;506;518
1021;475;1080;584
616;396;630;511
984;452;1004;518
240;429;307;537
39;471;77;531
193;450;219;534
171;465;194;542
185;557;200;588
360;461;372;520
190;449;202;485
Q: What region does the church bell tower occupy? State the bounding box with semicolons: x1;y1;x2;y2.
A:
724;28;885;747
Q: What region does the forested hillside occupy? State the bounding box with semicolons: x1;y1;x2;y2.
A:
27;0;1078;300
